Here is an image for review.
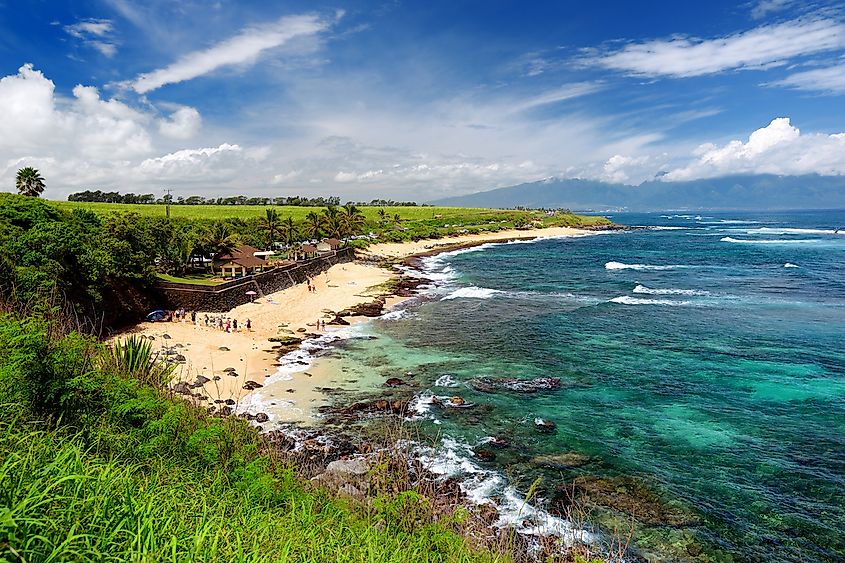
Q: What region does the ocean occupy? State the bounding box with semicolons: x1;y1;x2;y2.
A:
309;210;845;561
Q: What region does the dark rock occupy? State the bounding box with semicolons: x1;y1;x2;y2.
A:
268;336;302;345
470;376;562;394
449;395;466;406
212;376;221;381
174;354;187;363
384;377;406;387
296;327;307;333
488;436;510;448
218;346;230;351
214;399;226;404
328;315;350;326
243;380;264;391
255;412;269;423
225;399;236;405
221;406;234;416
474;448;496;462
535;418;557;433
223;367;237;372
172;382;191;395
195;375;210;385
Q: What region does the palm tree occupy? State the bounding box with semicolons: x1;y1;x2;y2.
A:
262;208;279;249
203;222;237;272
279;216;299;246
393;213;402;224
341;203;365;238
321;205;343;239
304;211;323;240
16;167;45;197
377;208;387;224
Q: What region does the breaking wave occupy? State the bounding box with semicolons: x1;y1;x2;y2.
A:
605;261;690;271
610;296;692;306
442;286;500;300
633;285;708;296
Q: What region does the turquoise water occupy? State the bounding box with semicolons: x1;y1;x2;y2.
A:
328;211;845;561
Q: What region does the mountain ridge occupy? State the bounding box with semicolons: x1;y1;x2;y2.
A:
429;174;845;211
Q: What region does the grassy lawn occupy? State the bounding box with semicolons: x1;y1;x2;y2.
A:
156;273;224;285
54;201;520;222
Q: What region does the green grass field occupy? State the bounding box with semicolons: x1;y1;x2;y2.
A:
55;201;524;222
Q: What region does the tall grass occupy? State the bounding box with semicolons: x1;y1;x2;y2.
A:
0;314;511;562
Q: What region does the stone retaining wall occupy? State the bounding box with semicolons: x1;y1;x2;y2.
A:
154;248;355;312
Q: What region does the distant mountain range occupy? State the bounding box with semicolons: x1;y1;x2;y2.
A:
429;174;845;211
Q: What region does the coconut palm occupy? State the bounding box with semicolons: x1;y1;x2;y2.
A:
304;211;323;240
203;222;237;272
16;167;45;197
262;208;280;249
377;208;387;224
321;205;343;239
341;203;365;238
279;216;299;246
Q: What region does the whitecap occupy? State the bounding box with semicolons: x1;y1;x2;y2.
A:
746;227;845;236
633;284;708;296
720;237;818;245
610;296;692;306
379;309;410;321
605;261;689;271
442;286;501;300
784;263;800;268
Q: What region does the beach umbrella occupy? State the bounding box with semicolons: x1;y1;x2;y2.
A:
245;291;257;295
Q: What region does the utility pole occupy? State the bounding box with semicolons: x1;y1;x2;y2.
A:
163;188;172;218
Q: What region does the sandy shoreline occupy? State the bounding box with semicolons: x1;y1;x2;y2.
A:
120;226;593;421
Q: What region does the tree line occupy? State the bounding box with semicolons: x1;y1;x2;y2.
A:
68;190;423;207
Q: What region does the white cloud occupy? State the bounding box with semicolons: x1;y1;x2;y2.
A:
129;14;331;93
750;0;795;19
601;154;657;183
136;144;245;181
64;18;119;58
513;82;603;112
664;117;845;180
588;18;845;78
775;61;845;92
158;106;202;139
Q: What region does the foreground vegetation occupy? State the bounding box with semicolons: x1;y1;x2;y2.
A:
0;314;514;562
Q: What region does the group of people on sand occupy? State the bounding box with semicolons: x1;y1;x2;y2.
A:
306;276;318;293
202;313;251;333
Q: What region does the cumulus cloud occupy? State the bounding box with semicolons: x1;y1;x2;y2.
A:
129;14;332;93
587;18;845;78
600;154;659;183
664;117;845;180
158;106;202;139
136;144;244;180
64;18;118;57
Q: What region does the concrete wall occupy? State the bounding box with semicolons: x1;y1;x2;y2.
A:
154;248;355;312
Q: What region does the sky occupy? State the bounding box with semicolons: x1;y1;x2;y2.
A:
2;0;845;201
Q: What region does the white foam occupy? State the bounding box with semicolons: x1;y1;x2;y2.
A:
412;437;595;545
442;286;500;300
434;374;460;388
605;261;689;271
720;237;818;245
610;296;692;306
379;309;411;321
746;227;845;236
784;262;800;268
633;284;708;296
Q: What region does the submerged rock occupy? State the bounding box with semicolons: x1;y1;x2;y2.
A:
384;377;407;387
254;412;269;423
474;448;496;462
534;418;557;433
243;380;263;391
530;452;593;469
470;376;562;393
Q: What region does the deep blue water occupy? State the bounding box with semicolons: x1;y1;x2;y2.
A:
329;210;845;561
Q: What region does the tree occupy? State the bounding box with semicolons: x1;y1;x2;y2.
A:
262;208;279;249
202;222;237;272
321;205;343;239
377;208;387;224
304;211;323;240
279;216;299;247
341;203;365;238
16;167;46;197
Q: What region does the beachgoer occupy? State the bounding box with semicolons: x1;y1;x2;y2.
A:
321;319;326;330
246;319;251;331
191;311;196;323
233;319;238;332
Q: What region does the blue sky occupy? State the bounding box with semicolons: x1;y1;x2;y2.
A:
2;0;845;200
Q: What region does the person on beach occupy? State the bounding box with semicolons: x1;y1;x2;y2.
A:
204;314;209;327
246;319;251;331
233;319;238;332
191;311;196;324
321;319;326;330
